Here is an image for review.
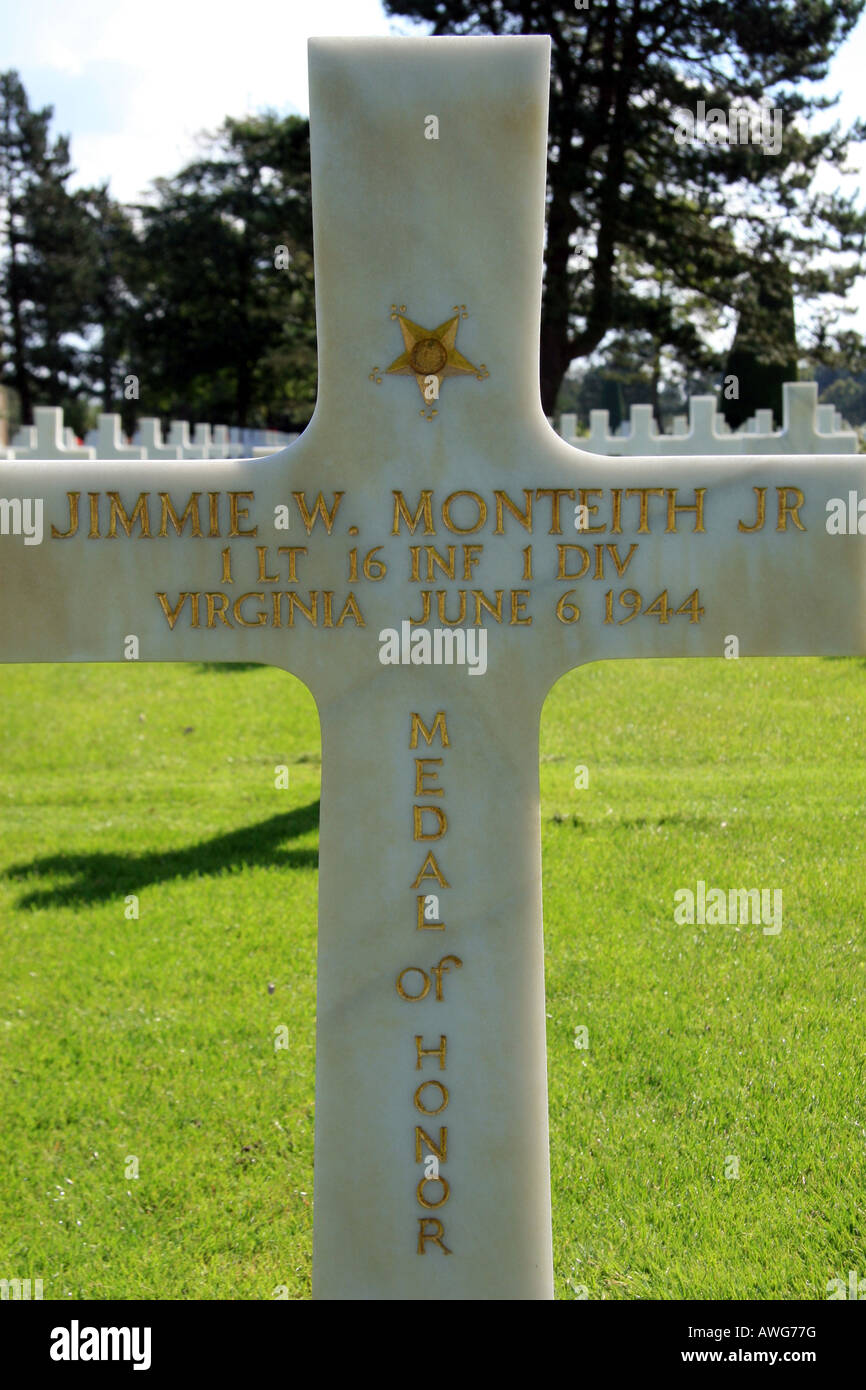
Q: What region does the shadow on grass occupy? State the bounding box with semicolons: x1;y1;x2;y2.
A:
197;662;266;673
4;800;320;910
550;811;721;832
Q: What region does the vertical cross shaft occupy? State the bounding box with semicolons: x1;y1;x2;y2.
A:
313;680;553;1298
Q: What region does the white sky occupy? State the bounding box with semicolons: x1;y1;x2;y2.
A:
2;0;865;339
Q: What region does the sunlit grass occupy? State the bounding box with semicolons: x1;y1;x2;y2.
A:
1;656;864;1298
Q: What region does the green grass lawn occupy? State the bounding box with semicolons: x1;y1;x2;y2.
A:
1;656;864;1300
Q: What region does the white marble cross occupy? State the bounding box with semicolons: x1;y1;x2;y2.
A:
580;386;858;456
1;36;865;1301
9;405;96;460
85;413;146;460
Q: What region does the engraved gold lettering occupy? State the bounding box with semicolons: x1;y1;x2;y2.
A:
666;487;706;534
578;489;605;533
442;490;486;534
556;590;581;624
738;486;767;533
257;546;280;582
436;590;467;626
462;544;483;579
431;955;462;1000
228;492;256;538
536;488;575;535
493;488;533;533
410;712;450;748
51;492;79;539
472;589;503;624
606;542;638;577
156;592;192;629
411;851;450;889
287;591;318;627
415;1035;447;1069
557;545;590;580
777;486;806;532
415;758;443;796
291;491;344;535
233;592;267;627
414;1080;449;1115
206;593;232;627
413;806;447;841
409;590;432;625
158;492;202;538
417;1175;450;1210
107;491;151;539
510;590;531;625
423;545;455;580
417;1217;451;1255
393;489;434;535
397;967;431;1001
336;592;365;627
415;1126;447;1162
625;488;664;533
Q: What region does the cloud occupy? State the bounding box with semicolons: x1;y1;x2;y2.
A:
2;0;417;201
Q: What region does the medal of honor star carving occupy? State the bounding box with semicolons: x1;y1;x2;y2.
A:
372;303;489;419
1;35;865;1301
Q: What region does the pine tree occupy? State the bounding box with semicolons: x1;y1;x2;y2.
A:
0;71;93;421
723;262;799;429
125;113;316;429
383;1;866;414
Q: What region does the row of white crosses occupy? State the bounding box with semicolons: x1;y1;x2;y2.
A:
2;35;866;1301
561;382;858;456
5;391;855;467
1;405;297;461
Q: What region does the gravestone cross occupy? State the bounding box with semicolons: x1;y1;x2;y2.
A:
2;36;865;1301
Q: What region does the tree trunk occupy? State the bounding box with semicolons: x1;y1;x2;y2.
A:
7;240;31;424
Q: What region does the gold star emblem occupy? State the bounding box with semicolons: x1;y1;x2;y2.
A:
369;304;488;420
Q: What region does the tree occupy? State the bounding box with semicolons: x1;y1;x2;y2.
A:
77;184;140;421
126;113;316;429
820;373;866;425
810;331;866;425
722;259;799;428
384;0;866;414
0;71;94;422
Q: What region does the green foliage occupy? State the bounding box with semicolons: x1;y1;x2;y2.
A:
0;71;95;420
812;337;866;426
126;114;316;430
562;331;692;429
76;185;141;421
819;374;866;426
0;76;316;430
601;374;626;431
723;261;799;428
